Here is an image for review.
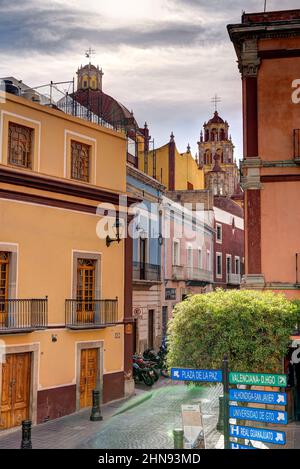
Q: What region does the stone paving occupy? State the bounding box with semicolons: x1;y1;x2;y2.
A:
1;378;300;450
0;379;220;450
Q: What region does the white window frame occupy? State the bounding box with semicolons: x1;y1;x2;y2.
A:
187;244;193;269
207;250;211;272
226;254;232;275
216;252;222;279
197;248;202;270
216;223;222;244
173;240;180;266
235;256;240;275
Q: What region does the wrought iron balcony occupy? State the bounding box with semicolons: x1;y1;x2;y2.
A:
294;129;300;161
133;262;161;282
227;273;241;285
65;299;118;329
0;299;48;333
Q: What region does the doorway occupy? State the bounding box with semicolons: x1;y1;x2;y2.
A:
79;348;98;408
0;352;31;429
148;310;155;350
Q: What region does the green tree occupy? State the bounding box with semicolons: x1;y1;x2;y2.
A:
167;289;297;373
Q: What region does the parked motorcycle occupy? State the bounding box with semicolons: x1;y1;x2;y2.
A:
143;341;169;378
134;355;160;382
132;356;156;386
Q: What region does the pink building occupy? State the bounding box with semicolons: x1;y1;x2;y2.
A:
160;192;215;333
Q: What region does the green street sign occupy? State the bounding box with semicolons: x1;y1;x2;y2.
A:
229;372;287;387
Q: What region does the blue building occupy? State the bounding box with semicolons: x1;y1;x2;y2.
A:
127;165;165;353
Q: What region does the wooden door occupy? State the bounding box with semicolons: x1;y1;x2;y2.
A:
0;353;31;430
80;348;98;408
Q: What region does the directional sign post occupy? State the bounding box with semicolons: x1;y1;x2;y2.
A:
229;389;287;406
229;372;287;387
230;425;286;445
171;368;222;383
229;406;288;425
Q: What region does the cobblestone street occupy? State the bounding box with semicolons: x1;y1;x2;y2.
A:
0;380;222;449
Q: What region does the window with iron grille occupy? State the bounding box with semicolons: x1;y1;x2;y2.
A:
8;122;33;168
71;140;90;182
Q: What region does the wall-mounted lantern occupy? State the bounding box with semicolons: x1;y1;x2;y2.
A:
106;216;124;247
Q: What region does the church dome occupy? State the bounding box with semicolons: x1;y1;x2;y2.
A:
207;111;225;125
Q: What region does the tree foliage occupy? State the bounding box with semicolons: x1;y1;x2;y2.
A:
167;289;297;374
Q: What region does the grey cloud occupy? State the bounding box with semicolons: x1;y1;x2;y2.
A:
172;0;300;15
0;2;227;55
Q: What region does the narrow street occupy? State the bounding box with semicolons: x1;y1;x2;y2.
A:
0;380;221;450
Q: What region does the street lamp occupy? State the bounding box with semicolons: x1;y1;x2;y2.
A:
106;217;124;247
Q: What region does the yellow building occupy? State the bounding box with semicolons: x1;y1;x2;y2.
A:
142;133;204;191
0;85;135;430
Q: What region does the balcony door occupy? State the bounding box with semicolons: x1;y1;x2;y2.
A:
77;259;96;324
0;252;9;328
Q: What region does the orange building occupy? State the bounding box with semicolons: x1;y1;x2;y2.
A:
0;81;136;430
228;9;300;298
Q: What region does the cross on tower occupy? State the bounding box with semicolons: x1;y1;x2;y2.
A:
211;94;221;112
85;47;96;64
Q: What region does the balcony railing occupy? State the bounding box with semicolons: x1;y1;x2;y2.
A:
133;262;161;282
0;299;48;332
172;266;213;283
172;265;185;281
294;129;300;161
127;152;138;167
65;299;118;329
186;267;214;283
227;273;241;285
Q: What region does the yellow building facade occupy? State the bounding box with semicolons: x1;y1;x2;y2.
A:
141;133;204;191
0;91;135;430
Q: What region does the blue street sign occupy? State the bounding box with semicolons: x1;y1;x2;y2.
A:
171;368;222;383
229;406;288;425
230;425;286;445
230;443;257;450
229;389;287;406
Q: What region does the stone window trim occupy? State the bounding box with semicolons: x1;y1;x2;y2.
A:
71;251;101;299
71;140;90;183
235;256;241;275
0;243;18;299
216;252;222;279
216;223;223;244
172;239;181;267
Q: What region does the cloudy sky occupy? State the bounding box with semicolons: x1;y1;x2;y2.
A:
1;0;300;159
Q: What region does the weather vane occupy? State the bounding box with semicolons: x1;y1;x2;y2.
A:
85;47;96;64
211;94;221;112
